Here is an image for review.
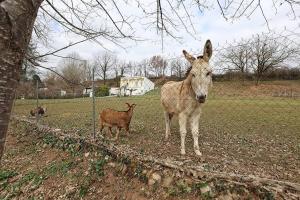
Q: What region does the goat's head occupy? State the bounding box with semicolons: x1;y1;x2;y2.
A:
126;103;137;110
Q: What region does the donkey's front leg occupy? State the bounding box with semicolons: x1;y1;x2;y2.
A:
190;111;202;156
164;111;171;140
179;113;187;155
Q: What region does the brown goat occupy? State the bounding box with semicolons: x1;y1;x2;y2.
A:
30;106;47;117
99;103;136;140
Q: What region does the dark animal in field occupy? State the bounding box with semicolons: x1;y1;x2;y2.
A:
99;103;136;140
30;106;47;117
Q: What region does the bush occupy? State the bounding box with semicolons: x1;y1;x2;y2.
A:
95;85;109;97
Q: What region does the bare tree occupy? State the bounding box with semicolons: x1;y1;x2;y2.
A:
0;0;43;160
112;59;128;86
217;39;252;82
60;52;85;95
140;59;150;77
1;0;300;161
149;55;168;77
113;59;128;78
170;58;188;78
249;33;299;85
94;52;116;85
127;61;140;77
83;61;93;82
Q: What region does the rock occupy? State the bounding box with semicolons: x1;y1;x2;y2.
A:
108;162;116;168
218;194;233;200
175;171;182;178
200;185;211;194
152;172;161;182
84;152;90;157
65;186;76;195
148;179;156;186
148;172;161;186
162;176;173;188
42;144;47;148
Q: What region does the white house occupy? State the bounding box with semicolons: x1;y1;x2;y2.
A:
60;90;67;96
83;87;93;97
109;87;120;96
119;76;155;96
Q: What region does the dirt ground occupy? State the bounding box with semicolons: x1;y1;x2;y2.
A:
10;80;300;197
120;121;300;183
0;121;224;200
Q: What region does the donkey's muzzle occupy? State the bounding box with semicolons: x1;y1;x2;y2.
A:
197;95;206;103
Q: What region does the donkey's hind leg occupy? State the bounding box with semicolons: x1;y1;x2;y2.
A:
164;111;173;140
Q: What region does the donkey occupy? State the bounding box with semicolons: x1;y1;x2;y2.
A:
161;40;213;156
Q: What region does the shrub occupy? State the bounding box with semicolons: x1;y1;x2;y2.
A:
95;85;109;97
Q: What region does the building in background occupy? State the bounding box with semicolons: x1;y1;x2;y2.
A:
119;76;155;96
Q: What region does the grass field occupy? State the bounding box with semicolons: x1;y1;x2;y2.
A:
12;80;300;183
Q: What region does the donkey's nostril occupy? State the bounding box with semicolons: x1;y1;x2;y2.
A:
198;95;206;100
197;95;206;103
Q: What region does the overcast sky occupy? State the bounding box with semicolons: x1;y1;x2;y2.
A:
36;0;300;74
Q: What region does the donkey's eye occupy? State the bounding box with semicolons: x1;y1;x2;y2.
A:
192;74;195;77
206;72;211;76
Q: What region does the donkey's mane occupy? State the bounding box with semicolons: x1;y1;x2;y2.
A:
185;66;192;78
184;55;204;78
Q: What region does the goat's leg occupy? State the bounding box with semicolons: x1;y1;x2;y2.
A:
99;120;104;134
164;111;172;140
114;128;121;141
125;125;130;136
108;127;113;138
178;113;187;155
190;111;202;156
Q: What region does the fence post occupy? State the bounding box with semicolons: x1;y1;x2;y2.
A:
92;67;96;139
36;80;39;123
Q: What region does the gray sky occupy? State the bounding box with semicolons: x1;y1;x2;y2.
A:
36;0;300;74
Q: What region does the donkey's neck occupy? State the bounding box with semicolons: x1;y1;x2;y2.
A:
180;74;196;98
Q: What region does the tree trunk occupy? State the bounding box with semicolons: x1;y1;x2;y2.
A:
255;74;261;86
0;0;43;161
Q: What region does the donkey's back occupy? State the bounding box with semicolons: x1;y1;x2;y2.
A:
161;81;182;114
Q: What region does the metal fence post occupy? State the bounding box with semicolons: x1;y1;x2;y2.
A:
92;67;96;139
36;80;39;123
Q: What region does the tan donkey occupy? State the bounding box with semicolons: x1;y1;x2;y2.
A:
161;40;213;156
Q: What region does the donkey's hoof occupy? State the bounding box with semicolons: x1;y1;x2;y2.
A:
181;149;186;155
195;150;202;156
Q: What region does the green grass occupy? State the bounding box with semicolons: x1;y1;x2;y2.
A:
12;84;300;138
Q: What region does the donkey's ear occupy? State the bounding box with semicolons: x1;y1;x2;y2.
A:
203;40;212;62
183;50;195;64
131;104;137;108
125;103;130;107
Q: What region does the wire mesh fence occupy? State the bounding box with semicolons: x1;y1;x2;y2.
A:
12;29;300;182
12;73;300;182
